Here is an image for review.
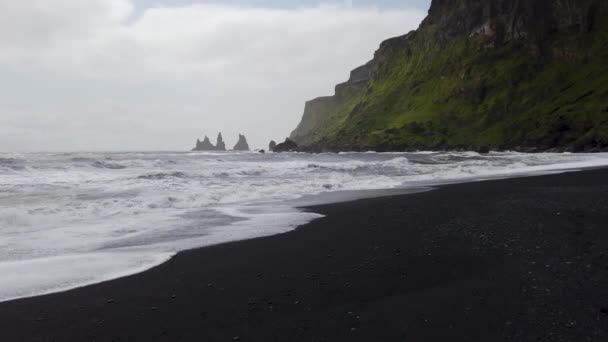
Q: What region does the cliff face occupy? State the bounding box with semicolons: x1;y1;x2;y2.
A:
425;0;604;43
290;63;371;146
290;0;608;152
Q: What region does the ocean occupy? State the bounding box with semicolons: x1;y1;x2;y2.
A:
1;150;608;302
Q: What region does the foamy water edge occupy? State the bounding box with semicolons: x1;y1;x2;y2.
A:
2;152;608;303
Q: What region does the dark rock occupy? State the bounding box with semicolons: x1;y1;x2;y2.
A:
193;133;229;151
273;138;298;153
477;146;491;154
269;140;277;152
193;135;216;151
233;134;250;151
216;133;226;151
426;0;608;45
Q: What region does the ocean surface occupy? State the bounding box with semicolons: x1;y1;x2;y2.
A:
1;151;608;302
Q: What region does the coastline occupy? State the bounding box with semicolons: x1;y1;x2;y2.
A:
1;168;607;341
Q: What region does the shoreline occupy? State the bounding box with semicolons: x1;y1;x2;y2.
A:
1;168;607;341
0;167;586;305
0;187;431;305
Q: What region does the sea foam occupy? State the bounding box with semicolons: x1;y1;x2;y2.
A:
1;151;608;302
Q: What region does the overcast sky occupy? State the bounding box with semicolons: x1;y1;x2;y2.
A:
0;0;429;151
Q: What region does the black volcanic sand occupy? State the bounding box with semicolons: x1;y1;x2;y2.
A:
1;169;608;342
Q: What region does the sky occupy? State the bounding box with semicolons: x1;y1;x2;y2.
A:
0;0;430;151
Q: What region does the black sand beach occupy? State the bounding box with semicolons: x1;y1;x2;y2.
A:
1;169;607;341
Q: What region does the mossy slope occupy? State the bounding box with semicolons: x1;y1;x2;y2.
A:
290;0;608;152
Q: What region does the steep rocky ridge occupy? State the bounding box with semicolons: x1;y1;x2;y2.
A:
290;0;608;152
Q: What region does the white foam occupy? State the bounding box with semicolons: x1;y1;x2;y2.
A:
0;251;173;303
1;151;608;302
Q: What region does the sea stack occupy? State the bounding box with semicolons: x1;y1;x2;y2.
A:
216;133;227;151
193;136;216;151
269;140;277;152
233;134;250;151
192;133;228;151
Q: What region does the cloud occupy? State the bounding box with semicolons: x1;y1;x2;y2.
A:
0;1;426;151
0;0;132;64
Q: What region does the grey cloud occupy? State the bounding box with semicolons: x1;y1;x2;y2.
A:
0;1;425;151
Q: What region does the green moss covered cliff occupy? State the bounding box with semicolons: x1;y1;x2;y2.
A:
290;0;608;152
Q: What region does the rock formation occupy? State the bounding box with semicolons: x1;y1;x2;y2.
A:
233;134;250;151
192;133;227;151
216;133;227;151
273;138;298;153
193;136;216;151
290;0;608;152
269;140;277;152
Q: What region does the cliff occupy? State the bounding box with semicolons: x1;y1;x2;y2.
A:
290;0;608;152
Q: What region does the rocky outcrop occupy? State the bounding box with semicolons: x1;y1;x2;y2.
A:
289;0;608;152
425;0;606;45
273;138;298;153
233;134;250;151
268;140;277;152
216;133;227;151
193;136;216;151
192;133;227;151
